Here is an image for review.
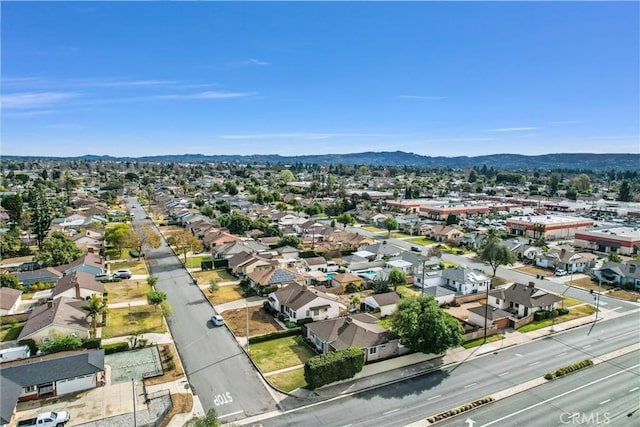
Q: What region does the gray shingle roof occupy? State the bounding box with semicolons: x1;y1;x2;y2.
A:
17;297;90;341
51;271;104;299
0;287;22;310
490;283;562;308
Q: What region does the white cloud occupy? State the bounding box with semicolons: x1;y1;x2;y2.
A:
486;127;539;132
1;92;79;109
246;58;270;66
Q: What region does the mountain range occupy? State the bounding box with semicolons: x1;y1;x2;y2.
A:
3;152;638;171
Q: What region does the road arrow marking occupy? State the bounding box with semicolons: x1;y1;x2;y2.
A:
465;418;476;427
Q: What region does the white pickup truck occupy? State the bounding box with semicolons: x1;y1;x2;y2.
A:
17;411;70;427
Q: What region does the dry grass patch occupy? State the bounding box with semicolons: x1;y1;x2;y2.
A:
193;269;236;283
110;260;148;275
268;368;307;392
206;286;244;305
105;280;152;303
515;265;554;277
158;393;193;427
102;305;167;338
608;289;640;302
566;277;615;292
223;306;282;337
144;343;185;386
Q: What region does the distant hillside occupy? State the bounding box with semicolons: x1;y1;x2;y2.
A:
3;152;638;171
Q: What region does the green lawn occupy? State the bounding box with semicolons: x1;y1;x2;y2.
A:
105;280;153;303
102;305;167;338
396;285;420;298
106;247;136;261
561;297;583;308
249;335;316;373
407;237;437;246
362;226;385;233
517;305;596;333
462;334;505;349
268;368;307;392
193;269;236;283
186;255;213;269
205;285;244;305
0;322;25;341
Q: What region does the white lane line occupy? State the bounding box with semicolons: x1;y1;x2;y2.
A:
630;387;639;393
600;399;611;405
480;363;640;427
515;353;523;357
464;383;477;388
612;307;622;311
529;361;540;366
498;371;510;377
383;409;401;415
604;330;638;341
218;410;244;419
340;424;352;427
428;394;442;401
557;352;567;357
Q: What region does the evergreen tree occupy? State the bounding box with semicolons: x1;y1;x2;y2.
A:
29;187;52;250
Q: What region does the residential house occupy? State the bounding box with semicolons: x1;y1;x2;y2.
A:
303;313;405;362
442;267;490;295
275;245;300;260
303;256;328;272
429;225;463;243
14;268;63;286
595;261;640;290
213;240;269;260
55;252;104;277
423;286;456;306
330;273;364;291
71;230;104;253
504;237;542;263
17;297;91;343
358;242;402;260
202;230;242;249
0;349;105;425
535;247;598;273
268;283;343;323
363;292;400;317
232;254;278;278
247;266;300;293
0;288;22;316
51;271;104;300
466;305;511;329
489;282;562;318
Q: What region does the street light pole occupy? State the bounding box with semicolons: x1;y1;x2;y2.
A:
132;378;137;427
421;257;426;297
246;298;250;353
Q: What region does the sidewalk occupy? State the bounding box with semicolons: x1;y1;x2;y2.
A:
100;332;174;346
213;296;267;312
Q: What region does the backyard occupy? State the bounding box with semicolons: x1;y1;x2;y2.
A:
105;280;153;303
0;321;25;341
204;285;244;305
102;305;167;338
222;306;282;337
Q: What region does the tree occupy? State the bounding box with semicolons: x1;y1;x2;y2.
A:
147;275;158;287
147;290;167;311
276;235;301;249
131;224;161;259
160;300;173;326
33;231;82;267
390;295;464;354
82;294;106;335
350;295;361;310
38;334;83;355
608;252;622;263
383;217;398;236
0;273;20;289
186;408;220;427
572;173;591;193
336;212;355;229
105;223;136;257
445;213;459;225
1;194;23;229
477;229;516;277
388;268;407;290
549;174;560;196
372;277;390;294
29;187;52;250
166;229;202;265
617;180;632;202
208;280;220;295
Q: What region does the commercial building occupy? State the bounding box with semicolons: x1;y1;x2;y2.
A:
574;226;640;256
506;215;594;240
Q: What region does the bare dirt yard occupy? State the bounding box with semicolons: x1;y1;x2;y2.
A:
222;306;283;338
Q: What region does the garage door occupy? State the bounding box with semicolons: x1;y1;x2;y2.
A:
56;374;96;395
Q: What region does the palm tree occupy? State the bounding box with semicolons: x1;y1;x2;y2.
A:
83;294;106;336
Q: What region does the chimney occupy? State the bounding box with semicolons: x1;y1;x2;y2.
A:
528;282;535;289
47;300;53;309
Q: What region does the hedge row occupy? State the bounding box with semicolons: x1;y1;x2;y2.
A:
534;307;570;321
248;328;301;344
102;342;130;354
426;396;494;424
544;359;593;380
304;347;365;389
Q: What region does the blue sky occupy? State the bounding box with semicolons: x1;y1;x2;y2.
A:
2;1;638;158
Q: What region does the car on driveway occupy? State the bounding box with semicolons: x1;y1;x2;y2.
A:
112;269;132;279
554;268;568;277
210;314;224;327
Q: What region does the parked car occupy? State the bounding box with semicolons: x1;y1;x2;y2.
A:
95;273;110;280
555;268;568;277
210;314;224;327
17;411;70;427
410;245;422;252
112;269;132;279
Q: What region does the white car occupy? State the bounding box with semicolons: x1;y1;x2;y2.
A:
210;314;224;327
555;269;568;277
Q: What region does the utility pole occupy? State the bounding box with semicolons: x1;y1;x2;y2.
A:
132;378;137;427
421;257;426;297
246;298;250;353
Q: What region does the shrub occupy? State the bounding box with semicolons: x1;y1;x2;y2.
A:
304;347;365;389
102;342;130;354
277;313;286;322
285;321;297;329
129;249;140;258
248;328;301;344
296;318;314;326
544;373;554;380
558;308;570;315
83;338;102;349
262;285;279;296
345;283;359;294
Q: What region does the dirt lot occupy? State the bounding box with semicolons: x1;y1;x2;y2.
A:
222;305;283;337
445;302;481;321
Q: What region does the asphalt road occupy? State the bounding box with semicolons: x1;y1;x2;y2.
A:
124;198;277;423
437;350;640;427
248;311;639;427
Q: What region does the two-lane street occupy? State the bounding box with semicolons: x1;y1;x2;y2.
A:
125;198;278;422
